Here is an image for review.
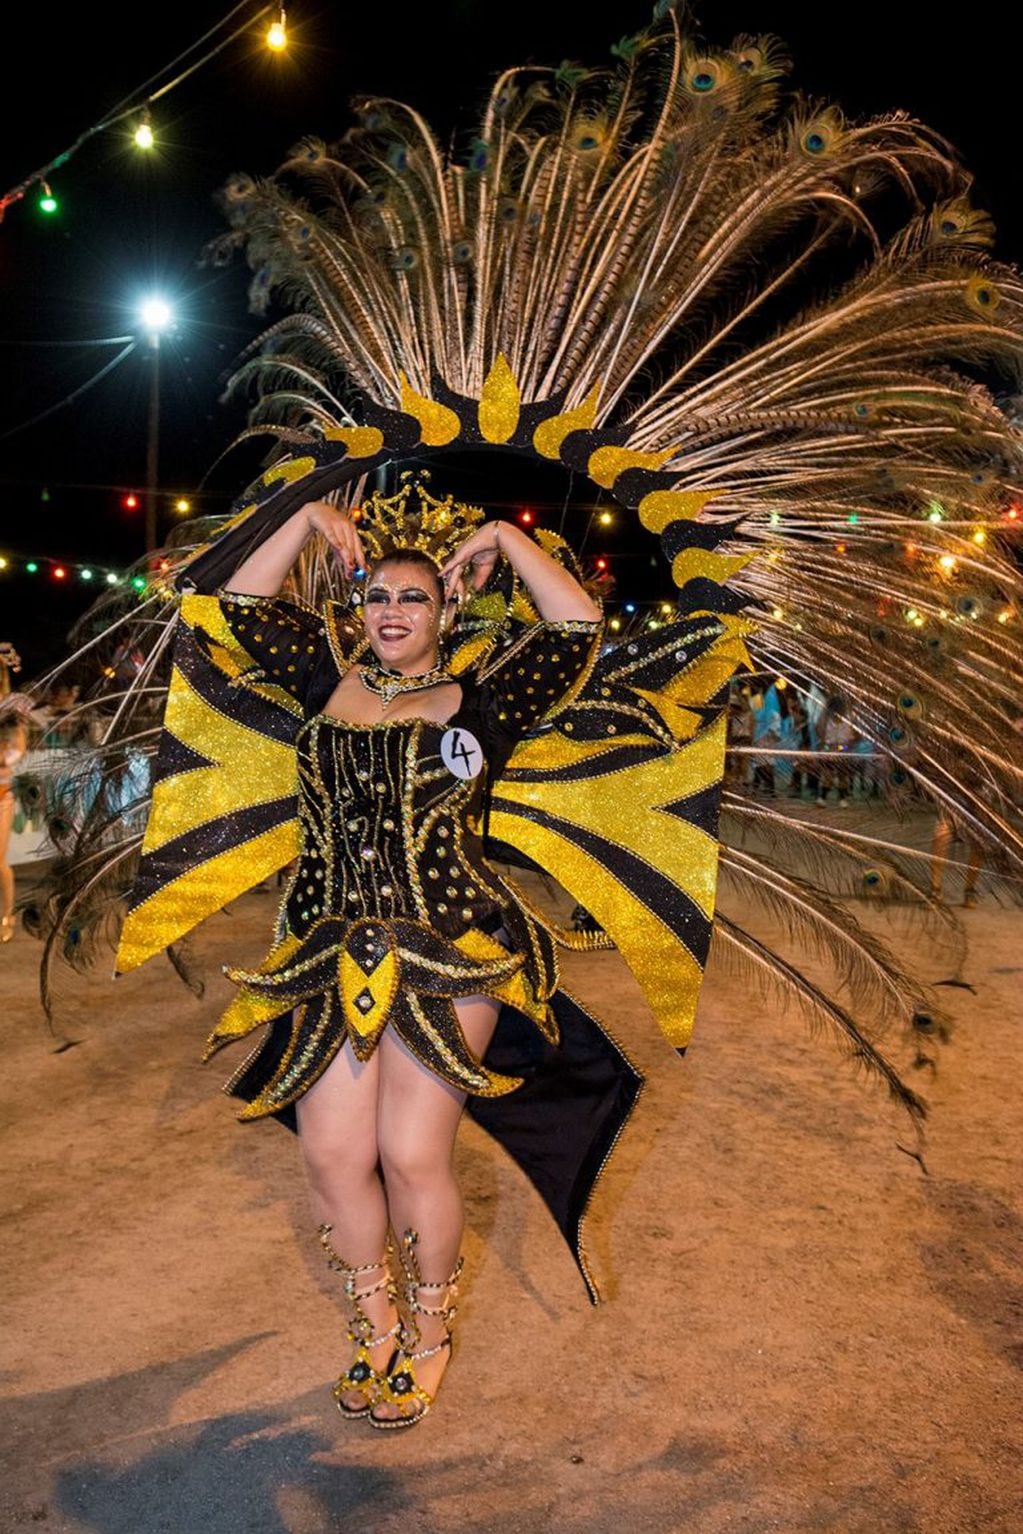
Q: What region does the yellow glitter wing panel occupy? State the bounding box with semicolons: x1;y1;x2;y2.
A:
115;600;303;973
488;618;748;1051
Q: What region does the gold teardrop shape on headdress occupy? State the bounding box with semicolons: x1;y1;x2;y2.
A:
532;384;602;460
637;487;718;533
587;446;677;490
262;456;317;487
399;373;463;446
322;425;385;457
671;547;756;590
478;354;520;443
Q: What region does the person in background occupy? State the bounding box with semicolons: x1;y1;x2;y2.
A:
727;683;754;785
817;698;856;807
750;682;783;797
38;681;83;748
0;645;29;942
781;692;810;798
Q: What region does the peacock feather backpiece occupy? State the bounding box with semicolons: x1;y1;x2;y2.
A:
29;2;1023;1121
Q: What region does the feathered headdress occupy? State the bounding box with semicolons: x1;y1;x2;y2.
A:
29;3;1023;1118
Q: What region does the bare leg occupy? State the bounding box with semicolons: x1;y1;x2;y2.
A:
295;1041;396;1411
372;993;501;1421
0;794;15;930
963;840;983;906
930;815;954;901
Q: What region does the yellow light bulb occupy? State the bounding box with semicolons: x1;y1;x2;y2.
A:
0;556;7;570
938;554;956;571
134;120;154;150
771;606;784;620
972;529;987;545
610;617;621;631
175;498;191;514
997;609;1012;624
598;511;613;526
267;14;287;50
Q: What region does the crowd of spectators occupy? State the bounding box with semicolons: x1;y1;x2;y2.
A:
727;680;881;806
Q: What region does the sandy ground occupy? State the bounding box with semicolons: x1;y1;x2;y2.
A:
1;824;1021;1534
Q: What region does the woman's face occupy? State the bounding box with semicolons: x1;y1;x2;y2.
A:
362;560;444;672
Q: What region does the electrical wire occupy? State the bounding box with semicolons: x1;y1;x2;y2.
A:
0;2;273;217
0;342;137;442
0;336;135;349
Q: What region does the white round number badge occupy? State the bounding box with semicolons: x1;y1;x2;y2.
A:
440;726;484;780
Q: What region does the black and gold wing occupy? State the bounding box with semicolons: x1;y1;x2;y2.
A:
115;594;319;973
489;610;753;1052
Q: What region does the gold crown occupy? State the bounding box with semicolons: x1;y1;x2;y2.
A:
355;471;485;569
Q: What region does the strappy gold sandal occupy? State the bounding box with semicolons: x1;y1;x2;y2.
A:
369;1229;463;1432
318;1223;400;1421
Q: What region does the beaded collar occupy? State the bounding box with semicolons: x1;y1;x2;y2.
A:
359;661;455;707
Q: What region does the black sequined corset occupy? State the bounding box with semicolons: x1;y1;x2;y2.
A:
285;713;507;943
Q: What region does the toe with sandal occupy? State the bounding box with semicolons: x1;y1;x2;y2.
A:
370;1229;462;1432
318;1224;402;1421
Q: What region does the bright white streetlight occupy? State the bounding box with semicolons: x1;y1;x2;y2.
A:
139;296;173;334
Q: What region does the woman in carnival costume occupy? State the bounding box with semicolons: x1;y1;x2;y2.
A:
37;3;1023;1430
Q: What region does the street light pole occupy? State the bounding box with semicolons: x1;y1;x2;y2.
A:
138;295;173;554
145;332;160;553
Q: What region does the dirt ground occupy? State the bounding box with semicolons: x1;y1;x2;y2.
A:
1;829;1021;1534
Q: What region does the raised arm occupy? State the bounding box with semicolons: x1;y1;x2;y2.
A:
438;521;600;623
223;502;365;596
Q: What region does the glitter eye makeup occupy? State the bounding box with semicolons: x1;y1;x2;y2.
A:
365;586;437;607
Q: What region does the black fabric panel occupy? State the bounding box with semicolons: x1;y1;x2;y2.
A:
467;991;643;1304
489;796;713;966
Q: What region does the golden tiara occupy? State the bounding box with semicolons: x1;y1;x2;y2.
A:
355;471;485;569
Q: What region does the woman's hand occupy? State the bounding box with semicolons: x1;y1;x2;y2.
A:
301;502;367;578
438;521;503;598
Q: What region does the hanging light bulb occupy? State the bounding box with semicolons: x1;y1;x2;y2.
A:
134;112;155;150
266;7;287;49
38;181;58;215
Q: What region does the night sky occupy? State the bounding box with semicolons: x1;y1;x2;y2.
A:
0;0;1017;673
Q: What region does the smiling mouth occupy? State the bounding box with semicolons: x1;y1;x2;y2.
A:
378;625;412;640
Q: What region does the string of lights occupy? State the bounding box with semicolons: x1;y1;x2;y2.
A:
0;2;287;223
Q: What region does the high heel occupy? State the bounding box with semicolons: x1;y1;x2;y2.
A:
318;1224;400;1421
369;1229;462;1432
